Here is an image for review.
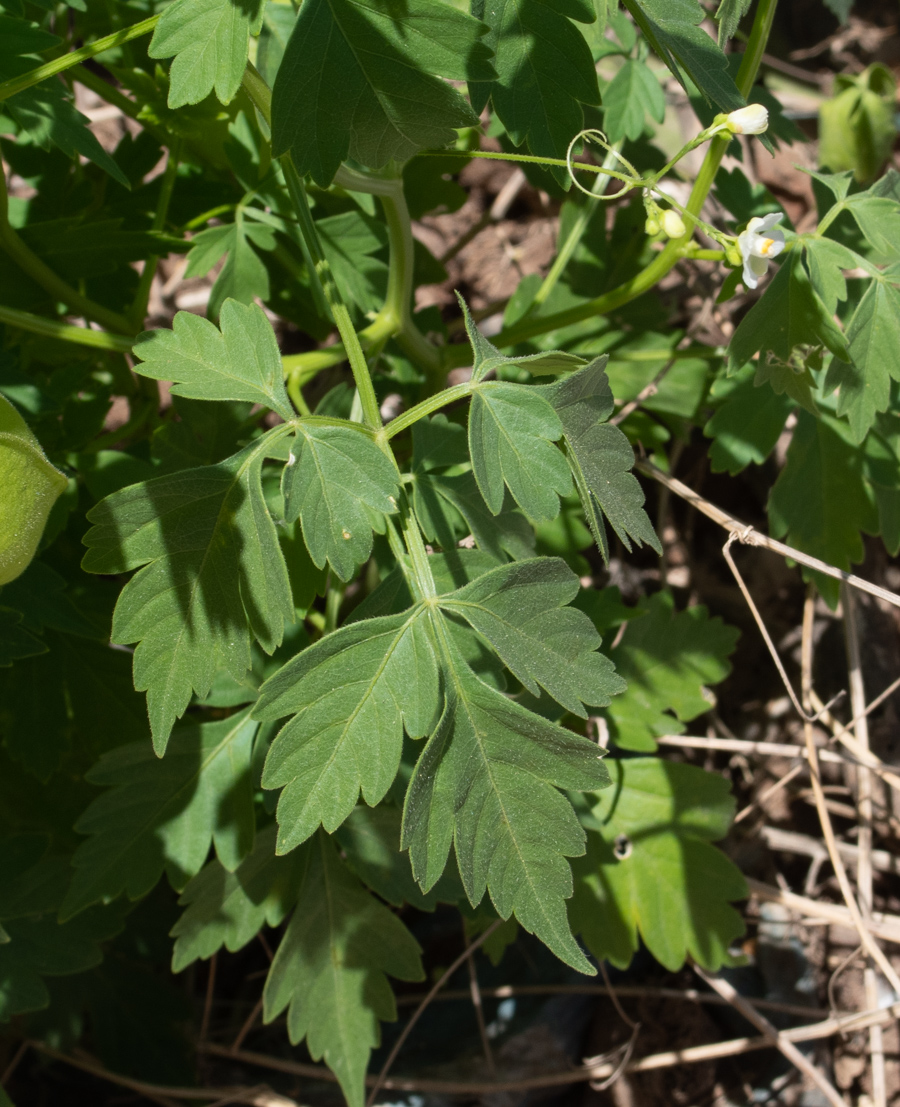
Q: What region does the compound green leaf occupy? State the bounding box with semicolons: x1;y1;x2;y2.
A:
183;221;276;322
171;824;308;971
263;832;423;1107
282;424;399;582
602;59;665;143
61;710;258;921
623;0;743;111
728;250;851;381
468;383;571;523
824;280;900;442
256;609;439;853
0;395;67;587
0;904;125;1019
149;0;265;108
439;558;624;717
402;636;609;972
704;364;793;475
82;435;294;752
540;358;660;561
570;758;745;970
2;60;130;187
133;301;293;421
768;409;878;606
468;0;600;181
271;0;492;185
604;591;738;751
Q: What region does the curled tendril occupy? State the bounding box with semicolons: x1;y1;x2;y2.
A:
565;129;641;200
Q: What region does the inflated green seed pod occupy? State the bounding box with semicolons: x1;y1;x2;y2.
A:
819;64;897;184
0;394;67;585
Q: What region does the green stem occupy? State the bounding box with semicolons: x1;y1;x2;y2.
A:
449;0;778;357
280;155;382;429
416;148;636;185
0;174;136;335
398;495;437;601
379;381;474;442
130;138;181;329
0;15;160;102
375;180;444;392
0;304;134;351
532;142;624;310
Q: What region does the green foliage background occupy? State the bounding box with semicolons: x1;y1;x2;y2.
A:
0;0;897;1101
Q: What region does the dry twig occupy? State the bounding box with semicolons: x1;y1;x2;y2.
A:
693;966;847;1107
206;1003;900;1096
799;591;900;996
365;918;503;1106
842;585;887;1107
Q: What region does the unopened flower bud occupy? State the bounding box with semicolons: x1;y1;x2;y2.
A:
726;104;769;135
661;210;687;239
645;217;660;237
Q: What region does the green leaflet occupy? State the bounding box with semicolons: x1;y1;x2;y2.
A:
803;236;855;315
824;281;900;442
602;59;665;143
413;469;536;561
0;607;44;667
402;633;609;973
171;824;308;971
0;394;67;587
623;0;743;112
336;806;464;910
317;210;390;316
0;13;60;54
0;57;130;188
604;591;738;751
149;0;265;108
728;250;852;390
0;907;126;1019
0;633;149;781
182;222;276;322
282;424;399;582
270;0;493;186
133;301;293;421
460;296;587;381
439;557;624;717
540;358;661;561
262;832;424;1107
769;409;879;607
411;415;535;561
704;364;793;475
713;0;752;45
61;710;258;922
570;759;746;970
255;609;440;853
468;383;572;523
82;434;294;752
468;0;600;182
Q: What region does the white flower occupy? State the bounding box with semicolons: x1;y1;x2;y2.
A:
726;104;769;135
737;213;785;288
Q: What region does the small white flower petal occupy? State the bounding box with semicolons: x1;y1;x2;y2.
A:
726;104;769;135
